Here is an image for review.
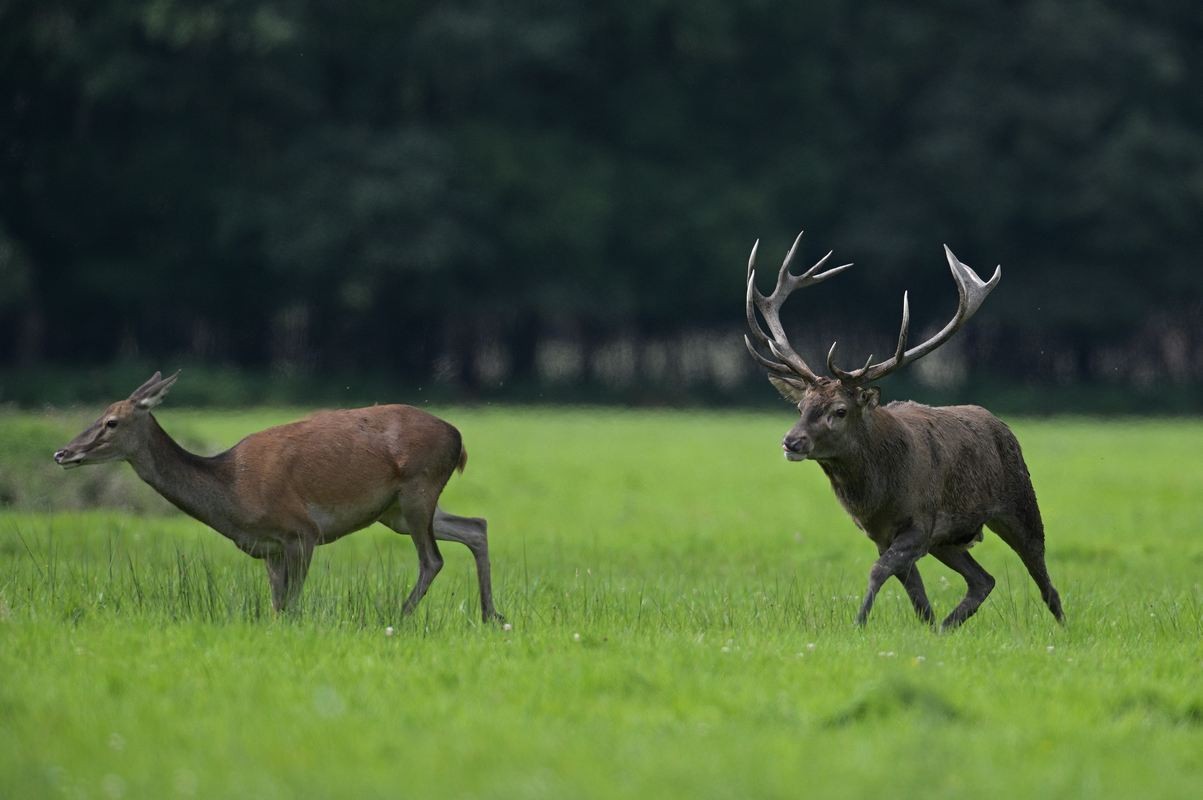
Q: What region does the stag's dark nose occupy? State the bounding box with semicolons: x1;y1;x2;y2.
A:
783;434;808;454
54;449;67;464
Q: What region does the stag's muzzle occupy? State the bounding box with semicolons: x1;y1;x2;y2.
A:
782;434;811;461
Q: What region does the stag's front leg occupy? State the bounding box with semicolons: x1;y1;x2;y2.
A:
265;539;315;613
876;540;935;624
856;529;928;626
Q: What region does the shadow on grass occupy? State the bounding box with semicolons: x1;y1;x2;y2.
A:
824;676;969;727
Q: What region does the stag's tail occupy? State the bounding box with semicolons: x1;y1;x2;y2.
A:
456;445;468;474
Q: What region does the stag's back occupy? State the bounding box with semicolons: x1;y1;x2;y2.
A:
885;401;1035;524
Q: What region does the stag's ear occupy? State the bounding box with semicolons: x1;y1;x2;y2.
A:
856;386;881;409
768;375;807;404
132;370;180;410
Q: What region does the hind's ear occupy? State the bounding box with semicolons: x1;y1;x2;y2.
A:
132;370;180;410
856;386;880;409
769;375;807;404
129;372;163;399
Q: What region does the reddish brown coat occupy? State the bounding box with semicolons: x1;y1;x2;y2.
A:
55;373;502;620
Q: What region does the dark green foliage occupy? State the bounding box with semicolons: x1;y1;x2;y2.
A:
1;1;1200;398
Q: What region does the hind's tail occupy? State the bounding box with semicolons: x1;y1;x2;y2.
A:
456;445;468;474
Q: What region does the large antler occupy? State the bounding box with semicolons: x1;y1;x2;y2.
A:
826;245;1001;385
744;231;853;384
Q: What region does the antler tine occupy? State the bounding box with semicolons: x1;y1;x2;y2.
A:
743;231;853;384
778;248;854;295
827;341;875;381
745;269;795;376
746;266;818;382
778;229;805;280
943;244;1001;324
829;291;910;382
829;246;1001;385
744;334;793;375
893;291;911;364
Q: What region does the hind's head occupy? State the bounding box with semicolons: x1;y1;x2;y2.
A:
53;371;178;469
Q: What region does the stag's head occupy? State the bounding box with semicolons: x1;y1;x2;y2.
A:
744;232;1000;462
53;372;179;469
769;376;881;461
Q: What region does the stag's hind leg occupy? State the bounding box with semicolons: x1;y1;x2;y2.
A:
432;506;504;623
896;565;935;625
988;513;1064;623
929;546;995;630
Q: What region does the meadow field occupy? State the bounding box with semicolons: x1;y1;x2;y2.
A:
1;406;1201;799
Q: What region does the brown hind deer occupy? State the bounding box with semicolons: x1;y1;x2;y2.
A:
744;231;1063;629
54;372;502;621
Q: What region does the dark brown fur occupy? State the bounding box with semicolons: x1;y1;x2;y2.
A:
775;376;1063;629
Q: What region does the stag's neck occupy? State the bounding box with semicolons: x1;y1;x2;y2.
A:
128;416;237;528
816;407;908;518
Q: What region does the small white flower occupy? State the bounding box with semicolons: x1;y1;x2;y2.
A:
384;626;395;637
1046;645;1054;652
502;623;513;632
572;632;581;642
806;642;816;650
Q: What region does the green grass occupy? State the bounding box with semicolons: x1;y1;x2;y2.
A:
2;407;1202;798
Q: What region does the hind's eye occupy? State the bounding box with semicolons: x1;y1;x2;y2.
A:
105;419;118;429
834;408;847;419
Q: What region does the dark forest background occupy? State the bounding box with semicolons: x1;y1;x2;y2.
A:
2;1;1201;410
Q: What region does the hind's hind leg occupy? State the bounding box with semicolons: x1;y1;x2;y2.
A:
379;497;444;617
987;514;1064;623
432;506;504;623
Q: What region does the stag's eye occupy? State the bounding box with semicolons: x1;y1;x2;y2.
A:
834;408;847;419
105;419;118;429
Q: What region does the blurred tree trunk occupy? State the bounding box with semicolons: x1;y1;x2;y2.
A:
508;313;540;386
451;319;480;394
15;307;44;366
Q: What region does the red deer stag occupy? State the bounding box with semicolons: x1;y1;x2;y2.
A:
54;372;502;622
744;232;1063;629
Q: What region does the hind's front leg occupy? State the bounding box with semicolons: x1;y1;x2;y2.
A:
265;539;315;613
